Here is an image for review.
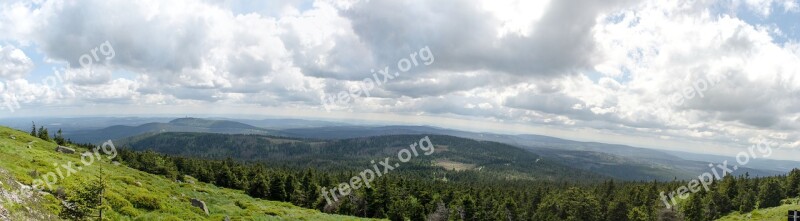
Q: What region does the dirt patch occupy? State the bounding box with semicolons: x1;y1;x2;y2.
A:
435;159;476;171
265;138;302;144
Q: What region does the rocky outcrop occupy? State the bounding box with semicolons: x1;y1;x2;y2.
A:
0;168;58;221
0;204;8;221
190;198;209;215
54;146;75;154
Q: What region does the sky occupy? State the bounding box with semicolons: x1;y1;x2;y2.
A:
0;0;799;159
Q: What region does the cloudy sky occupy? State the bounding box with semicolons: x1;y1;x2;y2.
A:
1;0;799;159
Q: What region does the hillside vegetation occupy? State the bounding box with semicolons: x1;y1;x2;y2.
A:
0;126;369;220
120;132;607;182
114;132;800;221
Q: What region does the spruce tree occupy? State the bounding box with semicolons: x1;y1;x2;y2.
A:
786;169;800;197
54;128;66;145
758;179;784;208
60;176;107;220
247;175;269;198
268;175;286;201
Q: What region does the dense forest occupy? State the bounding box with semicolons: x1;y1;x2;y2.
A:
120;133;608;182
33;125;800;220
114;139;800;220
106;133;800;220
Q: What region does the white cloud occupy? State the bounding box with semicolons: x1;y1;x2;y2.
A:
0;0;798;158
0;45;33;80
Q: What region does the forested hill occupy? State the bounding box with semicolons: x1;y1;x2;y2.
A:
119;132;608;182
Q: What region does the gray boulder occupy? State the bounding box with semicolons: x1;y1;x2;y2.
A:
190;198;209;215
55;146;75;154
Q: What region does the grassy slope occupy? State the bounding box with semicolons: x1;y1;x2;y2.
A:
0;126;370;220
716;198;800;221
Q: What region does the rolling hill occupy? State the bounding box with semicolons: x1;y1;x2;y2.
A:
118;132;609;182
0;126;370;220
55;118;792;181
276;125;786;180
63;118;277;144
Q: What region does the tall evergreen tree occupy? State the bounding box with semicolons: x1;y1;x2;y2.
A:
682;193;704;221
247;175;269;198
268;175;286;201
607;200;629;221
785;169;800;197
758;179;784;208
60;177;107;220
54;128;66;145
460;196;476;221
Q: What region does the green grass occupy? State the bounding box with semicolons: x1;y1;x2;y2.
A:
716;198;800;221
0;126;374;220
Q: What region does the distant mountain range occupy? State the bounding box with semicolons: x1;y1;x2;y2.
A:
62;118;276;143
275;125;789;180
15;117;796;181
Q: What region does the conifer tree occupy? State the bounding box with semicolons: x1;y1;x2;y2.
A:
268;175;286;201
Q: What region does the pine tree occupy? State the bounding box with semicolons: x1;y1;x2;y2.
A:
627;206;649;221
247;175;269;198
37;126;50;141
501;197;518;221
285;175;297;204
54;128;66;145
758;179;784;208
786;169;800;197
60;177;107;220
301;170;318;207
30;122;36;137
703;189;731;220
682;193;704;221
268;175;286;201
607;200;629;221
460;196;476;221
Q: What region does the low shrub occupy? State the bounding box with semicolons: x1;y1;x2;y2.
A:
128;193;161;211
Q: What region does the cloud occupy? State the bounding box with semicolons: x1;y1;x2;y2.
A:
0;45;33;80
0;0;800;156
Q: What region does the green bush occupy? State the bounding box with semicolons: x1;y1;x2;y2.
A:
115;176;137;186
128;193;161;211
235;200;255;210
106;192;133;210
118;206;140;217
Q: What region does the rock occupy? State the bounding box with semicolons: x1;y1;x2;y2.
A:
54;146;75;154
8;135;15;140
134;181;143;187
224;215;231;221
0;204;8;220
55;187;66;199
190;198;209;216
